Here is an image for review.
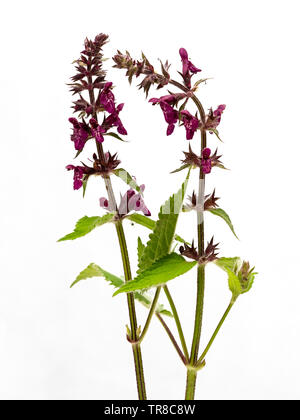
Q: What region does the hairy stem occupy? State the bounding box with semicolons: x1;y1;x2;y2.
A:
87;72;146;399
155;313;187;365
163;285;189;362
138;287;161;343
196;298;236;367
170;79;208;399
185;128;207;400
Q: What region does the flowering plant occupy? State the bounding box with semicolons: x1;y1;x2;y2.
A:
59;34;257;400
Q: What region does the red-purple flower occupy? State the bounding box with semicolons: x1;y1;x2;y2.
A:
201;147;212;174
89;118;106;143
179;48;201;89
159;101;179;136
99;82;115;114
68;118;90;150
149;93;187;107
204;105;226;131
100;185;151;217
181;110;199;140
66;165;89;190
103;103;127;135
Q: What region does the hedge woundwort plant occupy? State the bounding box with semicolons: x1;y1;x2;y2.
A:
59;34;257;400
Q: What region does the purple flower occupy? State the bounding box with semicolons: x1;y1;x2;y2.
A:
205;104;226;131
149;93;187;107
159;101;179;136
68;118;89;150
179;48;201;89
181;110;199;140
201;147;212;174
90;118;106;143
66;165;86;190
104;103;127;135
99;82;115;114
100;185;151;217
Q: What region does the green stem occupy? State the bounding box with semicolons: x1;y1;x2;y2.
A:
163;285;189;362
185;125;207;400
196;298;236;367
138;287;161;343
115;220;147;400
155;313;187;365
185;369;197;400
87;70;147;399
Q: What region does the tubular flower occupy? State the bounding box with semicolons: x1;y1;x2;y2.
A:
149;93;187;107
66;151;121;190
89;118;106;143
100;185;151;217
159;101;179;136
179;48;201;89
103;103;127;135
180;110;200;140
66;165;91;190
99;82;115;113
201;147;212;174
68;118;90;151
204;105;226;131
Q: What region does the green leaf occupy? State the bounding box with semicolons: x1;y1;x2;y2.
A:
215;257;242;273
240;269;257;294
134;291;173;317
127;213;156;230
82;175;89;198
127;213;187;245
138;176;189;272
137;237;146;265
104;132;127;142
209;128;223;142
58;213;115;242
114;253;196;295
71;263;123;288
215;258;242;297
71;263;172;316
208;208;239;239
215;257;257;298
170;164;190;174
113;168;142;194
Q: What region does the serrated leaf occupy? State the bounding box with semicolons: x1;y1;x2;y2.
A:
227;269;242;297
71;263;172;316
215;257;242;273
137;237;146;265
71;263;123;288
138;176;189;272
240;270;257;294
113;168;142;194
127;213;187;245
104;132;127;142
114;253;196;295
208;208;239;239
215;257;253;298
58;213;115;242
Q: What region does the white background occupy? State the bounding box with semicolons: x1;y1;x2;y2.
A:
0;0;299;400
